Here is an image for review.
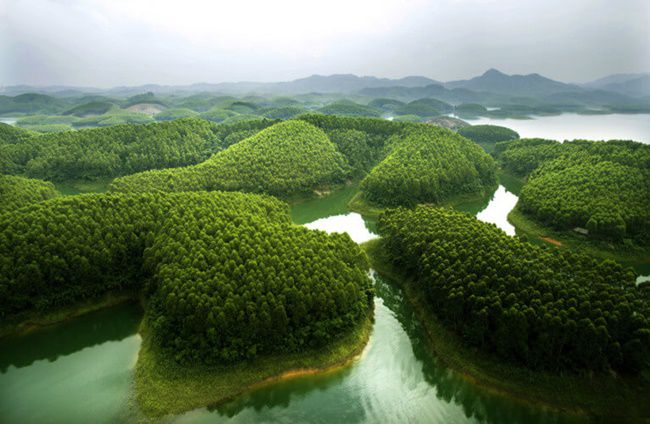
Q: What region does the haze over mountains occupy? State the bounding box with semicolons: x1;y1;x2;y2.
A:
2;69;648;99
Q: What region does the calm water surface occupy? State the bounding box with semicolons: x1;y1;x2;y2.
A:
0;304;142;423
177;272;582;424
465;113;650;144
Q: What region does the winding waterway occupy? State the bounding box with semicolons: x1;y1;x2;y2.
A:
0;180;593;424
2;175;646;422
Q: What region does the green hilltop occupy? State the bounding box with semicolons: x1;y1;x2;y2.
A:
110;120;349;197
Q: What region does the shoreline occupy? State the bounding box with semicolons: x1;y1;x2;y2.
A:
347;185;498;219
495;168;649;266
362;238;650;422
0;291;140;339
508;206;650;265
134;311;374;418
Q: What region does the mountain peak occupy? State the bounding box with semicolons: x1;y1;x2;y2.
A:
482;68;506;77
445;68;580;96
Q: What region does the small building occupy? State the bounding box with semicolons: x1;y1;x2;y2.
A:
573;227;589;235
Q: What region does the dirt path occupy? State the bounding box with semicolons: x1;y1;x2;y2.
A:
540;236;562;246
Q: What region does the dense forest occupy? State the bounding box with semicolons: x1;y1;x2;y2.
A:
0;191;373;363
1;102;647;380
394;98;453;117
0;123;35;144
109;120;349;197
0;174;59;212
378;206;649;373
497;139;650;242
317;100;382;117
146;196;373;363
0;118;279;181
457;125;519;154
360;126;496;206
495;138;561;176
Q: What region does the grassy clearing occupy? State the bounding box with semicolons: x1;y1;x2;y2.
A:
55;178;113;195
509;206;650;265
134;313;373;418
362;238;650;422
0;291;138;338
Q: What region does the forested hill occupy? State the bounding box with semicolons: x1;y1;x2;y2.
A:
497;139;650;242
0;123;35;144
109;120;349;197
0;118;279;180
0;175;59;212
0;191;373;364
378;206;649;373
360;125;496;206
457;125;519;154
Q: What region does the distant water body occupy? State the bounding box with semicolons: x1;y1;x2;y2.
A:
0;117;18;125
465;113;650;144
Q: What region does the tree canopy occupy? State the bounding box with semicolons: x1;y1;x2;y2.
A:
0;118;280;181
317;100;382;117
109;120;349;197
498;139;650;242
360;126;496;206
457;124;519;153
0;191;373;364
378;206;649;373
394;98;453;118
0;174;59;212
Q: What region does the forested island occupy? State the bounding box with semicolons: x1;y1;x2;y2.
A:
378;206;648;372
359;125;496;207
1;105;648;420
495;138;650;260
0;191;374;414
5;0;650;418
109;120;349;197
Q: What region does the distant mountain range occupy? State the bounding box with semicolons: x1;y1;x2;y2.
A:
0;74;441;97
581;73;650;97
445;68;583;97
1;69;649;105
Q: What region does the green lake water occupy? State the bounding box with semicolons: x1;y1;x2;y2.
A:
0;304;142;423
0;179;637;423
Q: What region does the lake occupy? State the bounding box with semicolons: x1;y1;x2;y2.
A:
0;304;142;423
0;117;18;125
464;113;650;144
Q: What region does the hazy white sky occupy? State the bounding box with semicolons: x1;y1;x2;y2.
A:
1;0;649;87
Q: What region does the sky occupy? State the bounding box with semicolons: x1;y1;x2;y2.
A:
1;0;649;87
